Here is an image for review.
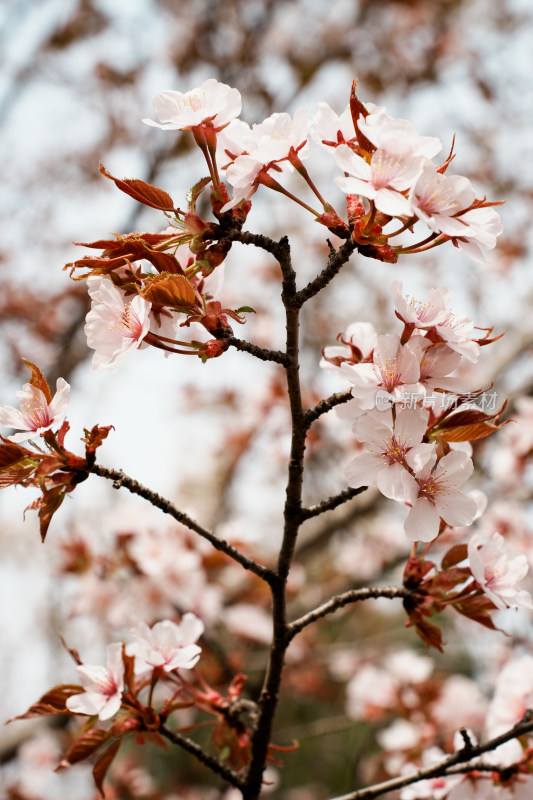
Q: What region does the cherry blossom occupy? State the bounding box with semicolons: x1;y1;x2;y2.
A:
84;277;151;371
335;143;422;216
450;206;504;263
400;450;477;541
143;79;241;132
66;642;124;720
486;656;533;737
320;321;377;372
468;532;533;611
409;162;477;236
391;281;480;362
357;108;442;160
0;377;70;443
310;102;358;149
345;407;434;500
129;614;204;673
340;333;423;411
220;108;309;212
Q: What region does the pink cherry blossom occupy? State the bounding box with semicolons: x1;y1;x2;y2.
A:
408;337;469;395
85;277;152;371
345;407;435;500
340;333;423;411
143;79;241;132
450;206;503;263
409;162;477;236
129;614;204;673
66;642;124;720
468;532;533;611
401;450;477;541
392;281;480;362
335;143;422;217
320;321;378;373
0;377;70;443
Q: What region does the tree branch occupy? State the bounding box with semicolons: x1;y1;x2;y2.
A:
287;586;411;639
227;335;288;366
90;465;275;584
301;486;368;520
160;725;244;788
294;238;357;307
304;389;354;426
329;710;533;800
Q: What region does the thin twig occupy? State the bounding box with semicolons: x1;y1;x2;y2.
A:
287;586;410;639
294;238;357;307
160;725;244;788
227;335;288;366
329;711;533;800
304;389;354;426
90;465;275;584
301;486;368;520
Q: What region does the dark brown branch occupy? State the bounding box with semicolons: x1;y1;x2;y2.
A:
226;229;290;259
227;335;288;366
287;586;410;639
160;725;244;788
90;465;275;584
304;389;354;426
294;238;357;307
301;486;368;520
329;710;533;800
243;235;307;799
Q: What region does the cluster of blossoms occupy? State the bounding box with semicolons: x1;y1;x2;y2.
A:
321;280;506;543
65;77;502;374
66;614;204;720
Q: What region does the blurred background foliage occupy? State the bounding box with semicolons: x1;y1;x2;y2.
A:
1;0;533;798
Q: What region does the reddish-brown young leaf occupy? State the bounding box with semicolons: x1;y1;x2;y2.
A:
349;78;374;153
141;274;196;308
21;358;52;404
0;440;38;487
83;425;114;457
99;163;176;211
8;684;84;720
93;738;122;798
454;594;499;630
58;728;110;769
441;543;468;570
59;635;83;664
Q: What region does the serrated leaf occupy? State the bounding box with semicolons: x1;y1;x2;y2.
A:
100;164;175;211
234;306;256;314
59;728;109;768
441;543;468;570
141;274;196;308
8;684;84;720
93;738;122;798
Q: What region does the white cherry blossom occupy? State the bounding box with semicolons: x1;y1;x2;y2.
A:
66;642;124;720
335;143;422;217
451;205;504;263
0;378;70;443
143;79;241;132
129;614;204;674
409;162;476;236
345;407;434;500
468;532;533;611
340;333;423;411
357;108;442;159
85;277;152;371
401;450;477;541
